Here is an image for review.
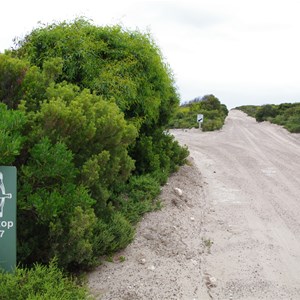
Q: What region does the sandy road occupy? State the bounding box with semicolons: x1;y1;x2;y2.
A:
88;110;300;300
172;109;300;299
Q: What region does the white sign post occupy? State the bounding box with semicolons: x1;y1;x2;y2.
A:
197;114;204;129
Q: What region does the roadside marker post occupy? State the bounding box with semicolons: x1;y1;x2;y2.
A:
197;114;204;129
0;166;17;273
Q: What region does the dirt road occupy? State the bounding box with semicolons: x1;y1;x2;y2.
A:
88;110;300;299
172;109;300;299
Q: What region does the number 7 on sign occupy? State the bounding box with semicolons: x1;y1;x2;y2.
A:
0;172;12;218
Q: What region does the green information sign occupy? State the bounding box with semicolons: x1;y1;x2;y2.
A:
0;166;16;273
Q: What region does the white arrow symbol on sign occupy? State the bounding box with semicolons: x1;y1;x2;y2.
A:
0;172;12;218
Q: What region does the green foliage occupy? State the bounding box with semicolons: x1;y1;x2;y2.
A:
235;105;259;117
106;212;135;252
21;138;76;191
255;104;277;122
0;53;51;111
236;102;300;133
169;94;228;131
0;54;28;109
0;260;90;300
31;83;137;176
51;207;97;269
14;18;179;130
0;103;26;164
201;116;223;131
13;17;187;200
15;83;138;269
92;208;135;255
128;174;161;202
17;137;97;269
42;57;64;81
0;19;189;274
279;104;300;132
117;174;161;224
132;130;189;183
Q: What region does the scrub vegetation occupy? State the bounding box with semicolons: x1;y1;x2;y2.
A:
237;103;300;133
0;18;189;298
168;94;229;131
0;260;89;300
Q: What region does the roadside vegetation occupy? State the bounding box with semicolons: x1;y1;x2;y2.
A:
0;260;89;300
168;94;229;131
0;18;189;298
237;103;300;133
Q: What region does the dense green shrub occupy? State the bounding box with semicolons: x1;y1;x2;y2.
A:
0;103;26;164
0;54;56;111
0;260;90;300
0;55;28;109
13;18;178;132
169;94;228;131
283;105;300;132
255;104;277;122
132;130;189;183
116;174;161;224
17;137;97;269
0;19;189;273
237;102;300;133
14;82;138;269
235;105;259;117
13;16;187;206
105;212;135;252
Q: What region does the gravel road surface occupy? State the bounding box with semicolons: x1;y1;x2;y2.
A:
172;109;300;299
88;110;300;299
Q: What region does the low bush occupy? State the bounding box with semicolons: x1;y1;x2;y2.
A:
0;260;90;300
236;102;300;133
255;104;277;122
131;130;189;184
116;175;161;224
236;105;259;118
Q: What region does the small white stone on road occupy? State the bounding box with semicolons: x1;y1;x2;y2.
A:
174;187;183;196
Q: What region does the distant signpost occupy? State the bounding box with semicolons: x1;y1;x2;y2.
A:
0;166;16;273
197;114;204;129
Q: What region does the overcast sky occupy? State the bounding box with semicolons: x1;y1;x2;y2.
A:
1;0;300;108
